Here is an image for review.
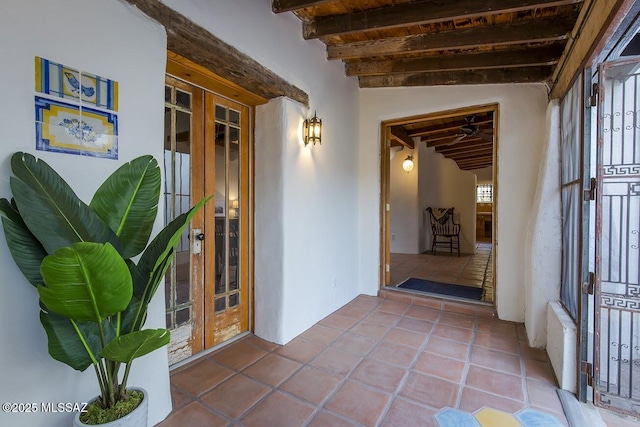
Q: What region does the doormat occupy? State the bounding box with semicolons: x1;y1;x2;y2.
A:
397;278;483;300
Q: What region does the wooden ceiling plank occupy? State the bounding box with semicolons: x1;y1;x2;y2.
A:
304;0;582;39
359;66;554;87
327;14;577;60
390;125;415;148
456;156;494;165
446;149;494;160
345;46;563;76
436;143;493;155
272;0;335;13
412;118;493;137
428;136;486;147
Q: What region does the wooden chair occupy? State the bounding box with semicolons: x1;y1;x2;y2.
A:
426;207;461;256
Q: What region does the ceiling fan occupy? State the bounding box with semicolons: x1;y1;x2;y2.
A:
448;115;493;145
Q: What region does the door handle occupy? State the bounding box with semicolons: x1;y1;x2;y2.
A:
192;229;203;254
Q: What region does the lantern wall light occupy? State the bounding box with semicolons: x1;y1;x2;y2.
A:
304;111;322;146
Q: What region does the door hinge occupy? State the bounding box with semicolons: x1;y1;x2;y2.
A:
581;361;593;387
584;177;597;201
589;83;598;107
582;272;595;295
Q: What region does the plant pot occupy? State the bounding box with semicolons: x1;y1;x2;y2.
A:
73;388;148;427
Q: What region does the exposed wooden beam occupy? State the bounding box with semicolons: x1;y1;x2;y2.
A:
359;67;554;88
327;14;576;60
428;136;485;147
345;46;563;76
437;143;493;155
124;0;308;106
304;0;581;39
550;0;631;99
456;155;494;165
390;126;415;149
422;130;493;144
411;117;493;137
447;149;494;161
272;0;334;13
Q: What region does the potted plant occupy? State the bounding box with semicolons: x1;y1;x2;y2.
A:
0;152;209;426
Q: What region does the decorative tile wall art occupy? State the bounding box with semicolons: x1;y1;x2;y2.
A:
35;97;118;159
34;57;119;159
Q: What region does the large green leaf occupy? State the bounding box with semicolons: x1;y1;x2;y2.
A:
0;198;46;287
132;197;211;298
39;308;108;371
9;152;122;254
39;242;132;322
100;329;170;364
90;156;161;259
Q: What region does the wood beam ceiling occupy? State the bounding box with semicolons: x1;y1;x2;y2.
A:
411;117;493;137
345;46;563;76
326;14;577;60
389;126;415;149
272;0;334;13
359;66;554;88
303;0;582;40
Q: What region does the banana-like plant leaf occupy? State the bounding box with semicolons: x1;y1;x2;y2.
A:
125;197;210;332
90;156;161;259
39;242;132;322
9;152;123;254
101;329;170;364
0;198;46;287
39;308;107;371
132;196;210;299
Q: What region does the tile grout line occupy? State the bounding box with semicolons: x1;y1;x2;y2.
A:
374;302;445;426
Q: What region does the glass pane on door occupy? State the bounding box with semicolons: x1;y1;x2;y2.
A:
164;83;194;363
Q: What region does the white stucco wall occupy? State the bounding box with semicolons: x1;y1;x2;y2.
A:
0;1;171;426
163;0;360;344
524;100;562;347
420;146;477;254
390;147;420;253
472;167;494;184
358;85;549;323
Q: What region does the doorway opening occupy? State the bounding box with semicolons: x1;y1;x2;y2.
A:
380;104;498;304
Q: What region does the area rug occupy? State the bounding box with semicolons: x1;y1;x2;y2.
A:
397;278;483;300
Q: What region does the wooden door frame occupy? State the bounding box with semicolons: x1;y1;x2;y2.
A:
166;51;262;358
379;103;499;304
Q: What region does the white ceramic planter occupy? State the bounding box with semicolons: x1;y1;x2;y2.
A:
73;388;148;427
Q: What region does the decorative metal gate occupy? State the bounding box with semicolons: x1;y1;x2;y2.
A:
595;56;640;415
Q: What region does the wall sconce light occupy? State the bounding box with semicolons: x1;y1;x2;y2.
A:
402;155;414;173
304;111;322;146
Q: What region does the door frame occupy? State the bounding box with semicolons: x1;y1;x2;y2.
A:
166;51;264;363
379;103;499;303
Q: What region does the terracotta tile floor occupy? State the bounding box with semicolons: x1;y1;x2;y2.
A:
158;294;570;427
390;241;494;303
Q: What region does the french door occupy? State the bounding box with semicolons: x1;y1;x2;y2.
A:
594;56;640;415
163;76;250;365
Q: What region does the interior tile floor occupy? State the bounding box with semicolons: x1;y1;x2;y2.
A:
158;294;570;427
390;241;494;303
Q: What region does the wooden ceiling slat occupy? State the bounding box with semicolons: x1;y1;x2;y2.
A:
390;125;415;148
327;14;576;60
359;66;554;87
446;149;494;160
304;0;581;39
345;45;563;76
272;0;336;13
435;141;493;154
411;117;493;137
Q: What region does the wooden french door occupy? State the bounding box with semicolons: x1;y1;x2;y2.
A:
164;76;250;365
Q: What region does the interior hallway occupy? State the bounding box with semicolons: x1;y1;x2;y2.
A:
390;242;494;303
158;294;567;427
